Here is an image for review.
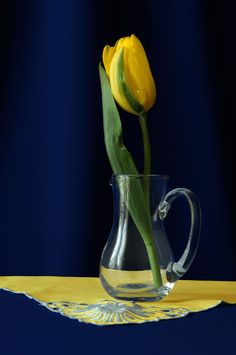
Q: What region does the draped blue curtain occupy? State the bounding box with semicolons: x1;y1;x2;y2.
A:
0;0;235;279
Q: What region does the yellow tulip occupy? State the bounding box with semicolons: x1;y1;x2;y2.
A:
102;34;157;115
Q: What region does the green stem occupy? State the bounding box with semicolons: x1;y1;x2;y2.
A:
139;112;151;208
139;112;151;175
139;113;162;288
144;237;163;288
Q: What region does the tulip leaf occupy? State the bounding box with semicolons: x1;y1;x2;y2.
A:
99;63;162;287
99;62;138;176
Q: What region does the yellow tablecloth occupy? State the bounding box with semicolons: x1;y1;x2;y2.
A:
0;277;236;325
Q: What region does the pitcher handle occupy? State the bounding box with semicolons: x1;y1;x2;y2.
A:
158;188;201;282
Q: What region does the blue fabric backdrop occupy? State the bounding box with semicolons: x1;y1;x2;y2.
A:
0;0;235;279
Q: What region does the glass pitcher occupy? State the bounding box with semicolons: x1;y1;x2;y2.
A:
99;174;201;301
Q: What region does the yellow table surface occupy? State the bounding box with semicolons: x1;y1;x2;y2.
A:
0;277;235;325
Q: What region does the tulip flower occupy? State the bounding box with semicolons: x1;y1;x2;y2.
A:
102;34;157;115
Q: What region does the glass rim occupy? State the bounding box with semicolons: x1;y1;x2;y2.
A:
112;174;169;180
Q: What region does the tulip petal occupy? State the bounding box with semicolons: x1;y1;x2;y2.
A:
102;45;116;77
110;48;137;114
125;35;157;111
116;48;144;114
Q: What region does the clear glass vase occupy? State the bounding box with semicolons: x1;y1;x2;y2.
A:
100;174;201;301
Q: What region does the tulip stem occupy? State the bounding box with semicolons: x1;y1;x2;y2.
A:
139;112;151;207
139;113;162;288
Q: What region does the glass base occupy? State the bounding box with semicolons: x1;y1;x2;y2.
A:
100;267;175;301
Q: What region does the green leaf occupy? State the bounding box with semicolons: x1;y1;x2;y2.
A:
99;62;149;233
99;63;162;287
99;62;138;175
